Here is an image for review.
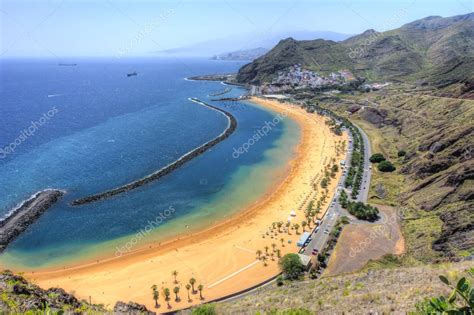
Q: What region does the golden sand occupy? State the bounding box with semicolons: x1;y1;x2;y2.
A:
25;98;347;312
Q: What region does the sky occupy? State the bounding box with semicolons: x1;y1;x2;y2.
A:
1;0;473;57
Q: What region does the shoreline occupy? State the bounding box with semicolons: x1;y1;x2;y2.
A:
23;97;347;312
71;98;237;206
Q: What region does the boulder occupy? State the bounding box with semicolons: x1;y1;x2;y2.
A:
114;301;156;315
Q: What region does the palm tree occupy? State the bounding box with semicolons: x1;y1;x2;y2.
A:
185;284;191;302
189;278;196;294
270;252;275;261
280;238;285;247
276;221;283;233
276;249;281;259
271;243;277;252
256;249;262;259
285;221;291;234
262;255;268;267
198;284;204;300
172;270;178;284
264;245;269;254
173;286;180;302
151;285;159;308
302;220;307;231
272;222;277;230
163;288;171;309
293;223;300;234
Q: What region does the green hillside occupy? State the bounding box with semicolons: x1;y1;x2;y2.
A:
334;92;474;261
237;13;474;95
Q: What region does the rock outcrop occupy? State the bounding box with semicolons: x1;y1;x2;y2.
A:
0;270;105;313
114;301;156;315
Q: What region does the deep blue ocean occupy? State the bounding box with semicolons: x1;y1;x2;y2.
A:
0;58;299;269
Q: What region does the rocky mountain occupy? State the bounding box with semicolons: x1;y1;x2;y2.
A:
237;13;474;96
237;13;473;265
152;30;351;57
211;47;268;61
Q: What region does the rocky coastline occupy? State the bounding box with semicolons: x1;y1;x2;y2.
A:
0;189;64;253
71;98;237;206
0;270;155;314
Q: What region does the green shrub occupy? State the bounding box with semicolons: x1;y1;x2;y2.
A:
339;190;349;208
369;153;386;163
377;160;396;172
279;254;305;280
320;177;329;188
339;216;350;224
397;150;406;157
276;275;284;286
192;304;216;315
346;201;379;221
415;270;473;314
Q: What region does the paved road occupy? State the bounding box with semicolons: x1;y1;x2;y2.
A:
354;123;372;203
302;131;353;255
302;123;372;256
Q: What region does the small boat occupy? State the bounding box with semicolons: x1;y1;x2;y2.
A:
127;71;138;77
58;63;77;66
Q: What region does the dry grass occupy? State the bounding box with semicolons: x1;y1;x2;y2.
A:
208;261;473;314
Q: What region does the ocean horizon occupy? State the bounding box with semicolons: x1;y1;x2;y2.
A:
0;58;300;269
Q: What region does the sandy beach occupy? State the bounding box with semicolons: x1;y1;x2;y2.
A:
24;97;347;312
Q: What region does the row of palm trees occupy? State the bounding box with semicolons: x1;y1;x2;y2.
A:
268;220;313;236
151;273;204;309
256;241;283;266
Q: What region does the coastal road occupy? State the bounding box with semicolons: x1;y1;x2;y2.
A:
302;130;353;256
354;124;372;203
302;122;373;256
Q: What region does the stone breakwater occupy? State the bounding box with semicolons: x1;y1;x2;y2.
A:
71;98;237;206
0;189;64;253
209;87;232;97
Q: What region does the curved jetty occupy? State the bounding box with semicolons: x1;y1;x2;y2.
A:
71;98;237;206
0;189;64;253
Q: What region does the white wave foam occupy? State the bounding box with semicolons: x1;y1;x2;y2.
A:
0;189;66;222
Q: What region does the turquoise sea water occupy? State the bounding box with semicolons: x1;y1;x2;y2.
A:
0;58;299;270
